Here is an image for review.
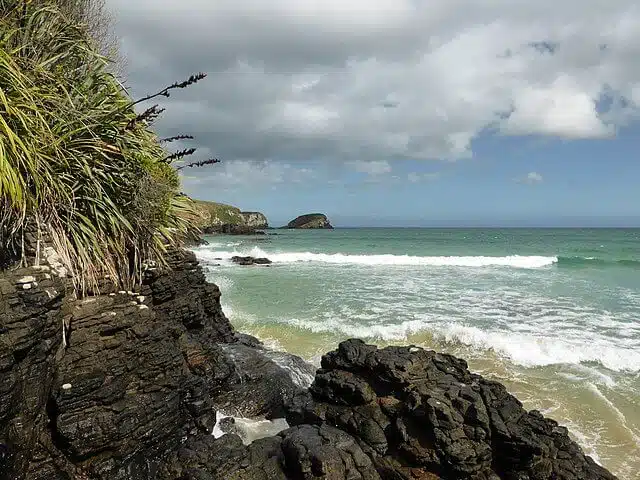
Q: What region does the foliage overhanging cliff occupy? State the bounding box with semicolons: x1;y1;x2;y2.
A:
0;0;207;293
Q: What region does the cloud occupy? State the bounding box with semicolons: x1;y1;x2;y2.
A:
108;0;640;165
180;160;315;191
516;171;544;184
348;160;392;175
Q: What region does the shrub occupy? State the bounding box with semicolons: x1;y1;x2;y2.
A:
0;0;202;294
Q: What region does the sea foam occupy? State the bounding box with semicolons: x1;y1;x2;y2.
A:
272;316;640;372
197;247;558;269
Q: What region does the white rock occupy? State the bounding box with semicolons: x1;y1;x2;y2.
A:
22;283;32;290
409;347;421;353
16;276;36;284
138;304;149;310
136;296;145;304
62;383;72;390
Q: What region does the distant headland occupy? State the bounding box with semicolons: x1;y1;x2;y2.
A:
191;199;333;233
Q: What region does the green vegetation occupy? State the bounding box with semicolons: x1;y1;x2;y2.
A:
192;200;246;227
0;0;205;293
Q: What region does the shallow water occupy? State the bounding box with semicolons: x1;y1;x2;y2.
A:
194;228;640;477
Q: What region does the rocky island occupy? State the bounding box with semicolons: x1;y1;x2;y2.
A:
287;213;334;229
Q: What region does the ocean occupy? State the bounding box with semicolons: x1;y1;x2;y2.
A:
193;228;640;478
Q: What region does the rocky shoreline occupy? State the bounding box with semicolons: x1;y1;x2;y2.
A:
0;250;617;479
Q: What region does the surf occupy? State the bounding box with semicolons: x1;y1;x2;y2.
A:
196;247;558;269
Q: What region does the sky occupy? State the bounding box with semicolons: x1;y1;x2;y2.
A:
106;0;640;227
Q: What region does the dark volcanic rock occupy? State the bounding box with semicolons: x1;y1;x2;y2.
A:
0;250;305;480
158;424;380;480
0;266;65;479
286;214;333;229
203;224;266;235
287;339;617;480
231;256;272;266
213;341;313;418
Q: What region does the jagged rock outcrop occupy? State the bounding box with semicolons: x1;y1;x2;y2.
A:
286;339;616;480
0;250;307;480
0;253;618;479
286;214;333;230
241;212;268;229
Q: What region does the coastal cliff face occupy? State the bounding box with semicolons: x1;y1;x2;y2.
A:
287;213;333;229
241;212;268;229
0;252;616;479
0;250;306;479
191;200;269;234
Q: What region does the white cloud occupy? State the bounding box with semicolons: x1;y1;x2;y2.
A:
180;160;315;190
502;75;614;138
516;171;544;184
109;0;640;163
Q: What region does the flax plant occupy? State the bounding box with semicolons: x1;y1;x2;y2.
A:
0;0;200;294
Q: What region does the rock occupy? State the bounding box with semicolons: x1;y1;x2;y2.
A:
231;256;272;266
287;339;617;480
286;213;333;229
159;424;380;480
213;342;312;418
15;276;36;284
241;212;269;229
203;224;260;235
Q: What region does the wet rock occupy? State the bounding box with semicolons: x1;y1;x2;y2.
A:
287;339;617;480
161;424;379;480
214;342;313;418
231;256;272;266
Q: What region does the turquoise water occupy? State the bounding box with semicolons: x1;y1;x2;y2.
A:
194;228;640;477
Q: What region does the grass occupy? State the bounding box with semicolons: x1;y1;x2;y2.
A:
192;200;246;226
0;0;199;294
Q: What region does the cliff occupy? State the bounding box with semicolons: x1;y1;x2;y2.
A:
192;200;268;234
0;251;617;479
287;213;333;229
240;212;268;229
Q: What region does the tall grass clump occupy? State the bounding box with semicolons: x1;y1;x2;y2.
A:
0;0;205;294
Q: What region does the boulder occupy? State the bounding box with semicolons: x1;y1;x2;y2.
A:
286;214;333;229
286;339;617;480
231;256;272;266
